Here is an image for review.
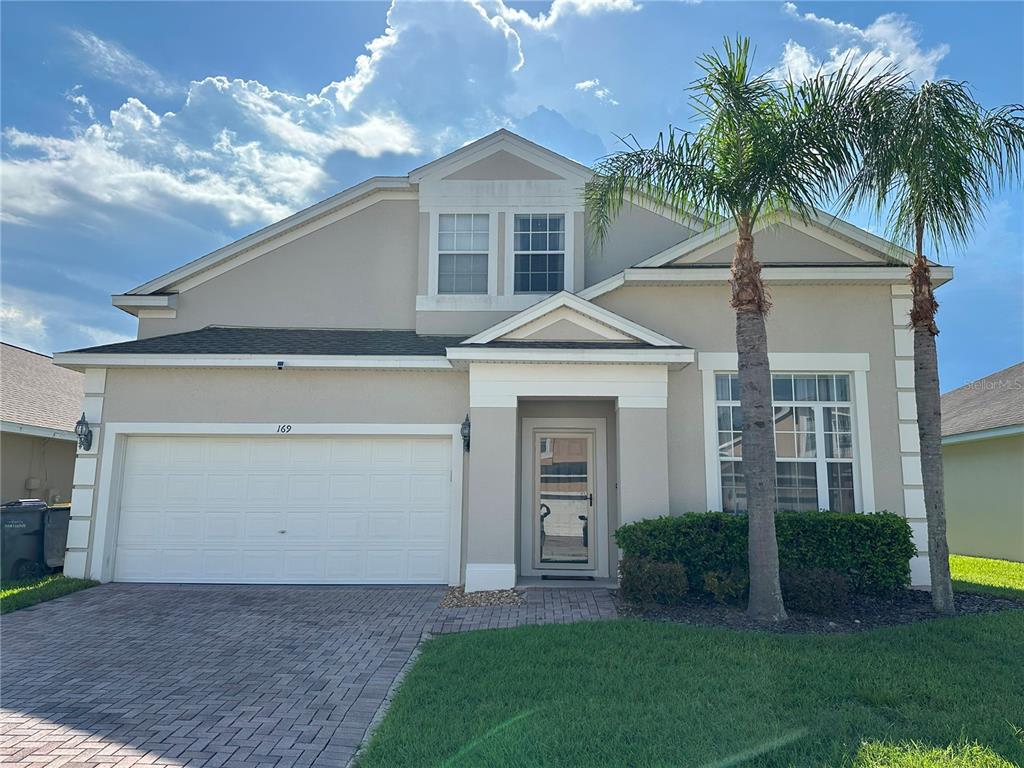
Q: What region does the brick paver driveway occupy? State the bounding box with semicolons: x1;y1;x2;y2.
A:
1;584;616;767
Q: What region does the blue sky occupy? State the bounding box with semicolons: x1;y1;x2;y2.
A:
1;0;1021;390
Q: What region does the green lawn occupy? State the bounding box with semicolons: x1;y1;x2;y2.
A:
358;611;1023;767
0;574;97;614
951;555;1024;600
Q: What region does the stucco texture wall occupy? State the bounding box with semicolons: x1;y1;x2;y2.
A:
943;434;1024;562
101;368;469;424
138;200;420;338
596;283;906;515
1;431;76;504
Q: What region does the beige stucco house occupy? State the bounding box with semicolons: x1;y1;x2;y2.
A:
941;363;1024;563
1;343;83;505
54;130;943;591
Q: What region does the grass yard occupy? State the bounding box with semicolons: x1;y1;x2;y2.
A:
951;555;1024;600
358;610;1024;768
0;574;97;614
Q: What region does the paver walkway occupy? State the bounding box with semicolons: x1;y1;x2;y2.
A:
1;584;617;767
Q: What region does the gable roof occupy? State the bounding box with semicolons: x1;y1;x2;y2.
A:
408;129;593;183
636;210;916;269
461;291;683;347
0;343;84;436
941;362;1024;439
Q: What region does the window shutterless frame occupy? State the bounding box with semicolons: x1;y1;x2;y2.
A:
503;207;575;296
427;208;499;296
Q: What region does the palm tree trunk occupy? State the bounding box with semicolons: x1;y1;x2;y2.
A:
732;217;787;622
910;221;955;615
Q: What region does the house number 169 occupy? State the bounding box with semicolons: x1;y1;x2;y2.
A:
276;424;293;433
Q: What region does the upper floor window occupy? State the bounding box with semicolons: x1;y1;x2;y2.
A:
438;214;489;294
715;372;856;514
514;213;565;293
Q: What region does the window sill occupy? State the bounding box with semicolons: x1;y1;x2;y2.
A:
416;294;553;312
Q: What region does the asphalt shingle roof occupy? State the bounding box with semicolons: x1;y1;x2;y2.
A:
941;362;1024;437
1;343;84;433
63;327;468;356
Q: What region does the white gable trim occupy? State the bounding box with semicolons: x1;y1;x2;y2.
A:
502;306;633;341
634;210;913;270
409;130;593;184
462;291;681;347
126;178;415;296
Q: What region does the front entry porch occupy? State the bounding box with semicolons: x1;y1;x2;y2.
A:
462;363;679;593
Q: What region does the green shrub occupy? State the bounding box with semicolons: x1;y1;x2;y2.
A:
615;511;915;598
619;557;688;605
780;567;849;614
703;569;749;605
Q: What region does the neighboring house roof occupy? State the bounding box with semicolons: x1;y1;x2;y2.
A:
0;343;84;436
941;362;1024;439
63;327;467;357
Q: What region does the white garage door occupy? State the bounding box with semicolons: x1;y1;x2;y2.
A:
113;435;453;584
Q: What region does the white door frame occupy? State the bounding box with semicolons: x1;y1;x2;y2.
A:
519;417;608;578
91;422;464;585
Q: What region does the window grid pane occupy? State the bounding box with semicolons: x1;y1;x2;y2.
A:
717;372;857;513
438;213;489;294
513;213;566;294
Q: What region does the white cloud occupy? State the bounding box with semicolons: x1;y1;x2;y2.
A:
0;303;48;351
775;4;949;84
68;29;178;96
3;0;636;233
484;0;641;32
574;78;618;105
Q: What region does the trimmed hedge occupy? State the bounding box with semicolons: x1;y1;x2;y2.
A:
619;558;688;605
616;511;915;597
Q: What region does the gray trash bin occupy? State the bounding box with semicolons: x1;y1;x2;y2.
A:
1;500;50;581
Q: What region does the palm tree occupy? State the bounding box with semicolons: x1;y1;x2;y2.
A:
843;80;1024;614
587;37;883;621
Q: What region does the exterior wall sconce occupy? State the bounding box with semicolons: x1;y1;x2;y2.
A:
460;414;471;452
75;412;93;452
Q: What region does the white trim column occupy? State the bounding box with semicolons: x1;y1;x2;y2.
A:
892;286;930;587
64;368;106;579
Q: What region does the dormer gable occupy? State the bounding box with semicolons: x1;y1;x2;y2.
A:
462;291;682;347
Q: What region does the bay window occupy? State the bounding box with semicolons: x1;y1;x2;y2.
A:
715;372;858;513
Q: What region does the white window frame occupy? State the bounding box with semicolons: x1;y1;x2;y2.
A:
428;209;499;297
714;375;858;512
504;206;575;297
698;352;875;513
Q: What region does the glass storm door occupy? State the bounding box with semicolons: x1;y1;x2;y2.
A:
533;432;595;569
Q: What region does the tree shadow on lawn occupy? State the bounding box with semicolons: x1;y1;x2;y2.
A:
356;611;1024;768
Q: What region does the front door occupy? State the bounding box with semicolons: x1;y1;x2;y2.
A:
532;431;596;570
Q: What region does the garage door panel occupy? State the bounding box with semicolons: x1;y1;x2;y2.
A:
288;475;326;503
370;475;411;504
165;511;204;543
327;512;366;539
114;435;453;584
408;550;448;581
205;512;243;540
409;511;449;541
328;475;370;504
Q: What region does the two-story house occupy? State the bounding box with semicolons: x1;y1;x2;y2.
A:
55;130;946;592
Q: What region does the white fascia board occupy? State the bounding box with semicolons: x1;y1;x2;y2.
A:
622;265;954;286
447;346;694;365
52;353;453;371
577;274;625;301
127;178;413;295
409;129;593;183
461;291;682;347
0;421;77;441
698;351;870;372
942;424;1024;445
112;294;176;308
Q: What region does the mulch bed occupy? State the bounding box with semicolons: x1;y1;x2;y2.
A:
439;586;526;608
615;589;1024;634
